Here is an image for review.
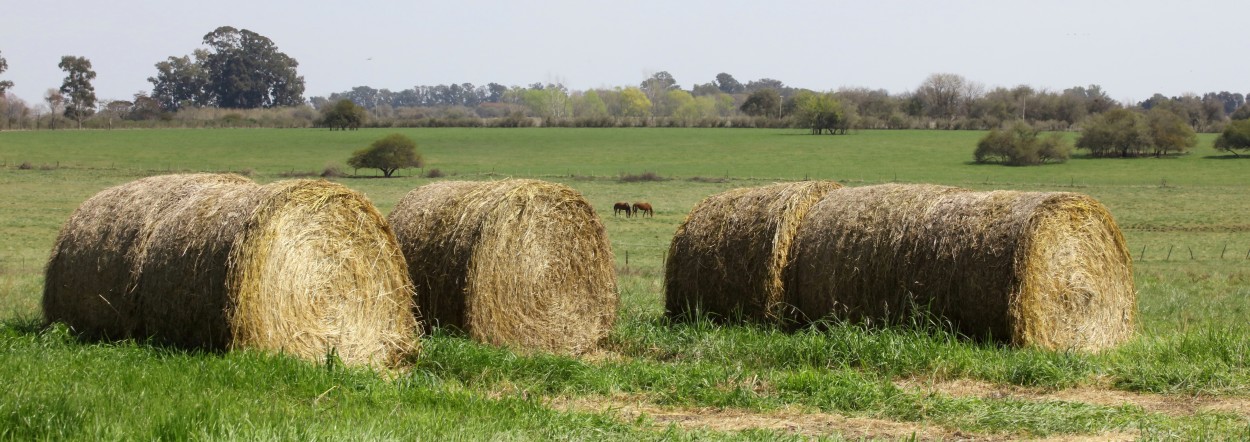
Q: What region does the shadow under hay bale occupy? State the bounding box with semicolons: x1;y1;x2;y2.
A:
43;174;419;368
664;181;843;324
388;179;618;354
789;183;1135;351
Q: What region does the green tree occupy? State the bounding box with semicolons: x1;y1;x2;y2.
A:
659;89;694;118
715;73;744;94
348;133;423;177
572;90;608;118
148;52;210;111
740;89;781;117
320;99;367;130
1214;119;1250;157
1076;108;1151;157
1146;108;1197;157
58;56;97;129
197;26;304;108
1230;104;1250;121
618;87;651;118
673;94;717;122
975;121;1071;166
0;50;13;95
791;91;845;134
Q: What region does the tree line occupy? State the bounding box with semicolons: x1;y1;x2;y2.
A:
2;27;1250;141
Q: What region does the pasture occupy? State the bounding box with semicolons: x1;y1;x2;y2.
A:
1;128;1248;440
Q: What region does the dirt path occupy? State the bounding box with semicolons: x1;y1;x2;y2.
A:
549;377;1250;441
896;378;1250;419
551;394;968;441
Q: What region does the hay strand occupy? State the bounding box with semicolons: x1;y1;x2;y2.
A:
789;183;1135;351
388;179;617;354
664;181;843;324
44;174;419;367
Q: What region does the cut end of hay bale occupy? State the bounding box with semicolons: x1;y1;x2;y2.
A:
790;183;1135;351
664;180;843;324
226;179;420;367
43;174;419;368
389;179;617;354
1014;193;1135;351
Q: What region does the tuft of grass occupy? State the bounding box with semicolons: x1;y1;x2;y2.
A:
619;172;666;182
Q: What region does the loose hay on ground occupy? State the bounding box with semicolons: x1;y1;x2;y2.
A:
43;174;419;368
788;183;1135;351
388;179;617;354
664;181;843;324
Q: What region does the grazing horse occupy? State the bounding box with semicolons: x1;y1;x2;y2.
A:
613;202;633;217
632;202;653;218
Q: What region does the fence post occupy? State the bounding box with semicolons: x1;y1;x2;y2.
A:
1221;243;1228;259
1139;245;1146;262
1166;245;1174;261
1189;247;1195;260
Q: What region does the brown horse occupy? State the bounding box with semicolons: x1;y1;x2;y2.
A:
613;202;633;217
632;202;653;218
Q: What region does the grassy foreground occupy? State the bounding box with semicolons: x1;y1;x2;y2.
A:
1;128;1248;440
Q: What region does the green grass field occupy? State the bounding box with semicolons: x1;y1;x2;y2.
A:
1;128;1248;440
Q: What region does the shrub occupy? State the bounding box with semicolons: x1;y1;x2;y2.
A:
424;168;445;178
348;133;423;178
18;161;32;170
321;163;344;178
974;121;1071;166
618;172;665;183
1214;119;1250;157
1076;109;1150;157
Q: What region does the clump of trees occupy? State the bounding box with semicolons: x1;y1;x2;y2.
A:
790;91;854;135
319;99;366;130
974;121;1070;165
1075;108;1195;157
148;26;305;111
348;134;423;177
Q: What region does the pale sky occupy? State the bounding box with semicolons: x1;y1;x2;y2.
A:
2;0;1246;106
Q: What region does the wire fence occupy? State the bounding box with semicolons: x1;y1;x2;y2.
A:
1136;244;1250;263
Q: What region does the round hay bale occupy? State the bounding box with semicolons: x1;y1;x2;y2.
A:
388;179;617;354
789;183;1135;351
664;181;843;324
43;174;419;368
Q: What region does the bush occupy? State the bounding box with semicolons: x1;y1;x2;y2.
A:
1076;109;1151;157
17;161;32;170
618;172;666;183
348;133;423;178
321;163;344;178
424;168;445;178
1214;119;1250;157
974;121;1070;166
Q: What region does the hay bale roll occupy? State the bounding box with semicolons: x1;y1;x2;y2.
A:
789;183;1135;351
388;179;617;354
43;174;419;367
664;181;843;324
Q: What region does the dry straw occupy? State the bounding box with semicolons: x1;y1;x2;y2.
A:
788;183;1135;351
388;179;617;354
43;174;419;368
664;181;843;324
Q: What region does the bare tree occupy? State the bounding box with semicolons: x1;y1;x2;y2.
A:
44;89;65;130
916;73;979;121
